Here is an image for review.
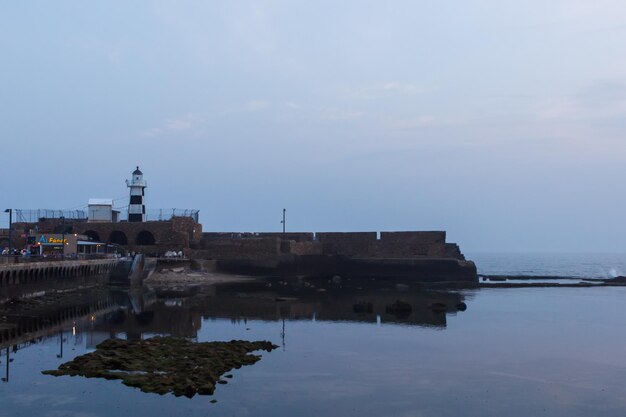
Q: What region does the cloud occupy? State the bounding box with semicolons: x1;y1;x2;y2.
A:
245;100;270;110
285;101;300;109
140;113;205;138
382;82;425;95
534;97;579;121
341;82;426;100
107;50;122;66
321;107;364;121
534;80;626;122
389;115;435;130
576;81;626;107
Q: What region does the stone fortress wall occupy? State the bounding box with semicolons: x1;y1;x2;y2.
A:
6;218;465;263
8;217;202;254
191;231;466;261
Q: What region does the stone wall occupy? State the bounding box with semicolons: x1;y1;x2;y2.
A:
376;231;446;258
189;230;473;281
11;218;201;254
315;232;378;257
190;237;282;260
445;243;465;260
74;220;196;252
0;229;13;248
171;217;203;242
201;232;258;240
314;231;449;258
258;232;314;242
282;241;323;256
194;231;465;260
200;232;313;242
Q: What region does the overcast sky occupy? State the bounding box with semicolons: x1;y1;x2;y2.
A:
1;1;625;253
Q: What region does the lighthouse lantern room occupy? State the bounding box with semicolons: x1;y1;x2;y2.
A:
126;166;147;222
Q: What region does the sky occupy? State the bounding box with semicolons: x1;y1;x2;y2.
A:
1;1;625;253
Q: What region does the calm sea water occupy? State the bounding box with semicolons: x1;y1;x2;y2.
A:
470;252;626;278
2;254;626;417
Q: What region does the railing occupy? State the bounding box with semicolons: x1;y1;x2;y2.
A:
14;209;88;223
116;208;200;222
11;208;199;223
1;254;114;264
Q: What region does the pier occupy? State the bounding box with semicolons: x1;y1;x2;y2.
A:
0;259;118;287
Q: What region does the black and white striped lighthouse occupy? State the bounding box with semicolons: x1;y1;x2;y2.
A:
126;166;147;222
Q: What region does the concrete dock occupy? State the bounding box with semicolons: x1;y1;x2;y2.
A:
0;259;118;287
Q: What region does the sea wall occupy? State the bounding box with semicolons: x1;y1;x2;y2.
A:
190;237;282;260
315;232;377;257
196;230;463;260
315;231;448;258
191;230;475;282
282;241;323;256
377;231;446;258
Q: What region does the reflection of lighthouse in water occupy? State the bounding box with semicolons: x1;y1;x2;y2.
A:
126;166;147;222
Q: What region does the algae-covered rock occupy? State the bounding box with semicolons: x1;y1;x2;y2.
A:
42;336;278;398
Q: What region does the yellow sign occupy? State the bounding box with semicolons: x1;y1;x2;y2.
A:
48;237;67;244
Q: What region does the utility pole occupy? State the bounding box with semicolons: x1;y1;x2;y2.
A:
280;208;286;234
4;209;12;256
60;216;66;260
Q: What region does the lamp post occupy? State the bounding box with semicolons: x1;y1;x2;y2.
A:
4;209;12;256
280;208;286;234
60;216;65;260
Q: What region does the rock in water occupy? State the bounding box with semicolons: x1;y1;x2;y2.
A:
42;336;278;398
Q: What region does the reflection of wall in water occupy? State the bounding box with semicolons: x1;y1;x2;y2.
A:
92;302;202;339
313;291;464;327
87;331;111;349
0;289;116;349
190;288;466;328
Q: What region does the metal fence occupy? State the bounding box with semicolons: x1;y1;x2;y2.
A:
15;209;87;223
12;208;199;223
116;208;200;222
144;209;199;222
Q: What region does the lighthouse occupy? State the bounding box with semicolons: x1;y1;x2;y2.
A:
126;166;147;222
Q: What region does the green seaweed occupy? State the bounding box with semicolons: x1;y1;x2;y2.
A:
42;336;278;398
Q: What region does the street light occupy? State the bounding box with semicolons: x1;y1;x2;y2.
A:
280;208;286;234
4;209;12;255
60;216;65;260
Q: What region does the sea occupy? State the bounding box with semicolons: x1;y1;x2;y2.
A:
1;253;626;417
470;252;626;278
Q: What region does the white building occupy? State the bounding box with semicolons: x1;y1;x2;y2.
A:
87;199;119;223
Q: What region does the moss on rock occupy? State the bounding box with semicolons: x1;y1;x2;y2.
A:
42;336;278;398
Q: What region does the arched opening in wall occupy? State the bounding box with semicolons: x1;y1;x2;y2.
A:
84;230;101;242
136;231;156;246
109;231;128;245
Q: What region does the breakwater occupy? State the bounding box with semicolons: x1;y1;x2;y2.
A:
0;259;118;287
190;230;478;282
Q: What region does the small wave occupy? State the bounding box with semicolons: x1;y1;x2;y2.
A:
608;267;623;278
